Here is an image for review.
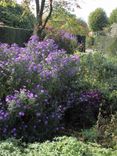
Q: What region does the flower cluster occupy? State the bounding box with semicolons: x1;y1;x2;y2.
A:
0;88;65;141
59;30;77;41
46;29;78;54
64;90;102;129
79;90;102;105
0;36;80;141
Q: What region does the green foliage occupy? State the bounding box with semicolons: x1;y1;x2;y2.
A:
95;112;117;149
62;52;117;131
0;26;32;45
0;136;116;156
88;8;108;32
86;36;94;49
0;139;23;156
48;7;88;36
74;112;117;149
108;37;117;56
109;8;117;24
77;52;116;86
94;35;117;57
0;1;35;29
74;52;117;113
78;127;98;143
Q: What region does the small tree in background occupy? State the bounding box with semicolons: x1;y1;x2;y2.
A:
109;8;117;24
88;8;108;32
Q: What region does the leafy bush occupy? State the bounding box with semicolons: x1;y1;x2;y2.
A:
0;139;22;156
86;36;94;49
78;52;117;88
107;37;117;57
96;113;117;149
61;52;116;130
0;136;116;156
73;52;117;114
0;1;35;29
0;35;80;141
94;35;117;57
48;6;89;36
0;26;32;45
79;127;98;142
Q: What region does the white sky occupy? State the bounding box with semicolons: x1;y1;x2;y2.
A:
75;0;117;23
17;0;117;23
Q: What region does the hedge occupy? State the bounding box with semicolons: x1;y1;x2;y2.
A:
0;26;32;46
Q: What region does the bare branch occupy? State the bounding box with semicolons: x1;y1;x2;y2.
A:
40;1;46;16
35;0;40;20
41;0;53;32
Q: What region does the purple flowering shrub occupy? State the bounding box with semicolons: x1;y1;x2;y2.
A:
0;88;64;141
45;28;78;54
64;90;102;129
0;35;80;141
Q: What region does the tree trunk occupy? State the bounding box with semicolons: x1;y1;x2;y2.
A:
33;0;53;39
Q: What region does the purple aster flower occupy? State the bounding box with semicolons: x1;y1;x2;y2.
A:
19;112;25;117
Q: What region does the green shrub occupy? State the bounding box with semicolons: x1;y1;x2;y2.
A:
74;52;117;114
96;113;117;149
94;35;117;57
86;36;94;49
79;52;116;86
0;139;23;156
62;52;117;130
79;127;98;142
108;37;117;57
0;136;116;156
0;1;35;29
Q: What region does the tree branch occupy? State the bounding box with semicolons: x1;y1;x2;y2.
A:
41;0;53;31
39;0;46;25
35;0;40;20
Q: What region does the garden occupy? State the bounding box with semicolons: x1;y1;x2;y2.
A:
0;0;117;155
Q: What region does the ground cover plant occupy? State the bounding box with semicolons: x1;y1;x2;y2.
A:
0;136;117;156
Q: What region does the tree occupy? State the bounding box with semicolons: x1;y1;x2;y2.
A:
109;8;117;24
26;0;80;37
33;0;53;36
48;6;88;36
88;8;108;32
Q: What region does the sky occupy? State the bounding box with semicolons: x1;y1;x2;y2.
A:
17;0;117;23
75;0;117;23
